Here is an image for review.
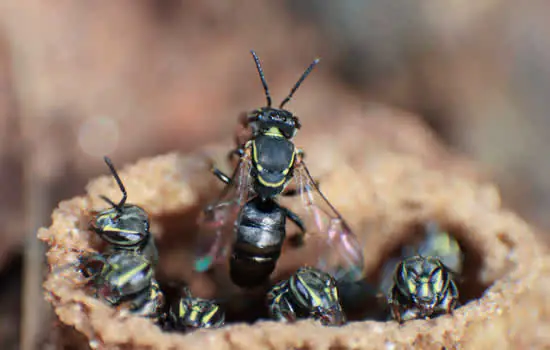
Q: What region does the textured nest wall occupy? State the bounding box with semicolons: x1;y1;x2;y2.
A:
39;117;550;349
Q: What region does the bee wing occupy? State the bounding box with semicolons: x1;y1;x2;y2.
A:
193;155;253;272
292;161;365;282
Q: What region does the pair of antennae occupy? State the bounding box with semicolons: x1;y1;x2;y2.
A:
100;156;127;211
250;50;320;109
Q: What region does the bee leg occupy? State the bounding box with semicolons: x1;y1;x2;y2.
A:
281;207;306;246
269;295;297;322
391;304;404;324
211;166;232;185
283;207;306;233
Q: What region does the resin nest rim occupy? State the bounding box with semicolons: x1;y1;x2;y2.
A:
39;144;548;349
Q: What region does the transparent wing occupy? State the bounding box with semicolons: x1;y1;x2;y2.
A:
193;154;253;272
292;160;364;282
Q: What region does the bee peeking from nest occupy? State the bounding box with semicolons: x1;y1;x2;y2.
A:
57;51;468;339
379;222;462;323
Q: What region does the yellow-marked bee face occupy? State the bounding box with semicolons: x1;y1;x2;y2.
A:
91;157;151;249
289;267;346;326
245;50;318;141
92;205;150;247
395;256;450;311
248;107;300;140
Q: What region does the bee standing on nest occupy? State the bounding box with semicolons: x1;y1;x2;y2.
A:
194;51;364;287
78;250;165;322
267;266;346;326
166;287;225;332
90;156;158;266
383;222;461;323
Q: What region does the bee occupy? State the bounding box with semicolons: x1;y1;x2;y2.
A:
200;165;305;288
387;255;459;323
193;52;364;285
90;156;158;266
379;222;462;322
79;250;165;322
267;266;346;326
167;287;225;332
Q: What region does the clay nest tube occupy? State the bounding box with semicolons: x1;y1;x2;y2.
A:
40;138;550;349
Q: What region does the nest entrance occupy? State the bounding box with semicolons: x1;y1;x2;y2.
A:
344;222;500;321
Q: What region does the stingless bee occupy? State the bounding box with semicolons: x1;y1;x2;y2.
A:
167;287;225;332
387;255;458;323
79;250;165;322
267;266;346;326
90;156;158;266
193;52;364;285
381;222;462;323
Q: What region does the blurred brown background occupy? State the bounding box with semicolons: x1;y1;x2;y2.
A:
1;1;549;349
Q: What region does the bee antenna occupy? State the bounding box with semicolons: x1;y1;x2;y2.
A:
279;57;320;109
99;195;118;208
103;156;127;210
250;50;272;108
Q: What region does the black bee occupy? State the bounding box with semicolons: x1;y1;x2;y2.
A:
167;287;225;332
387;255;459;323
90;156;158;266
380;222;462;323
194;52;364;286
267;266;346;326
79;250;165;322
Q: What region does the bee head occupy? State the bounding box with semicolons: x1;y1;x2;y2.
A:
249;50;319;139
92;157;150;248
250;107;300;139
396;256;450;311
92;205;150;247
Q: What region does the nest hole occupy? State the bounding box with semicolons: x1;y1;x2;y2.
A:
341;220;493;322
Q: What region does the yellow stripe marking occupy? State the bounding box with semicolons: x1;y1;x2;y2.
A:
117;262;148;286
